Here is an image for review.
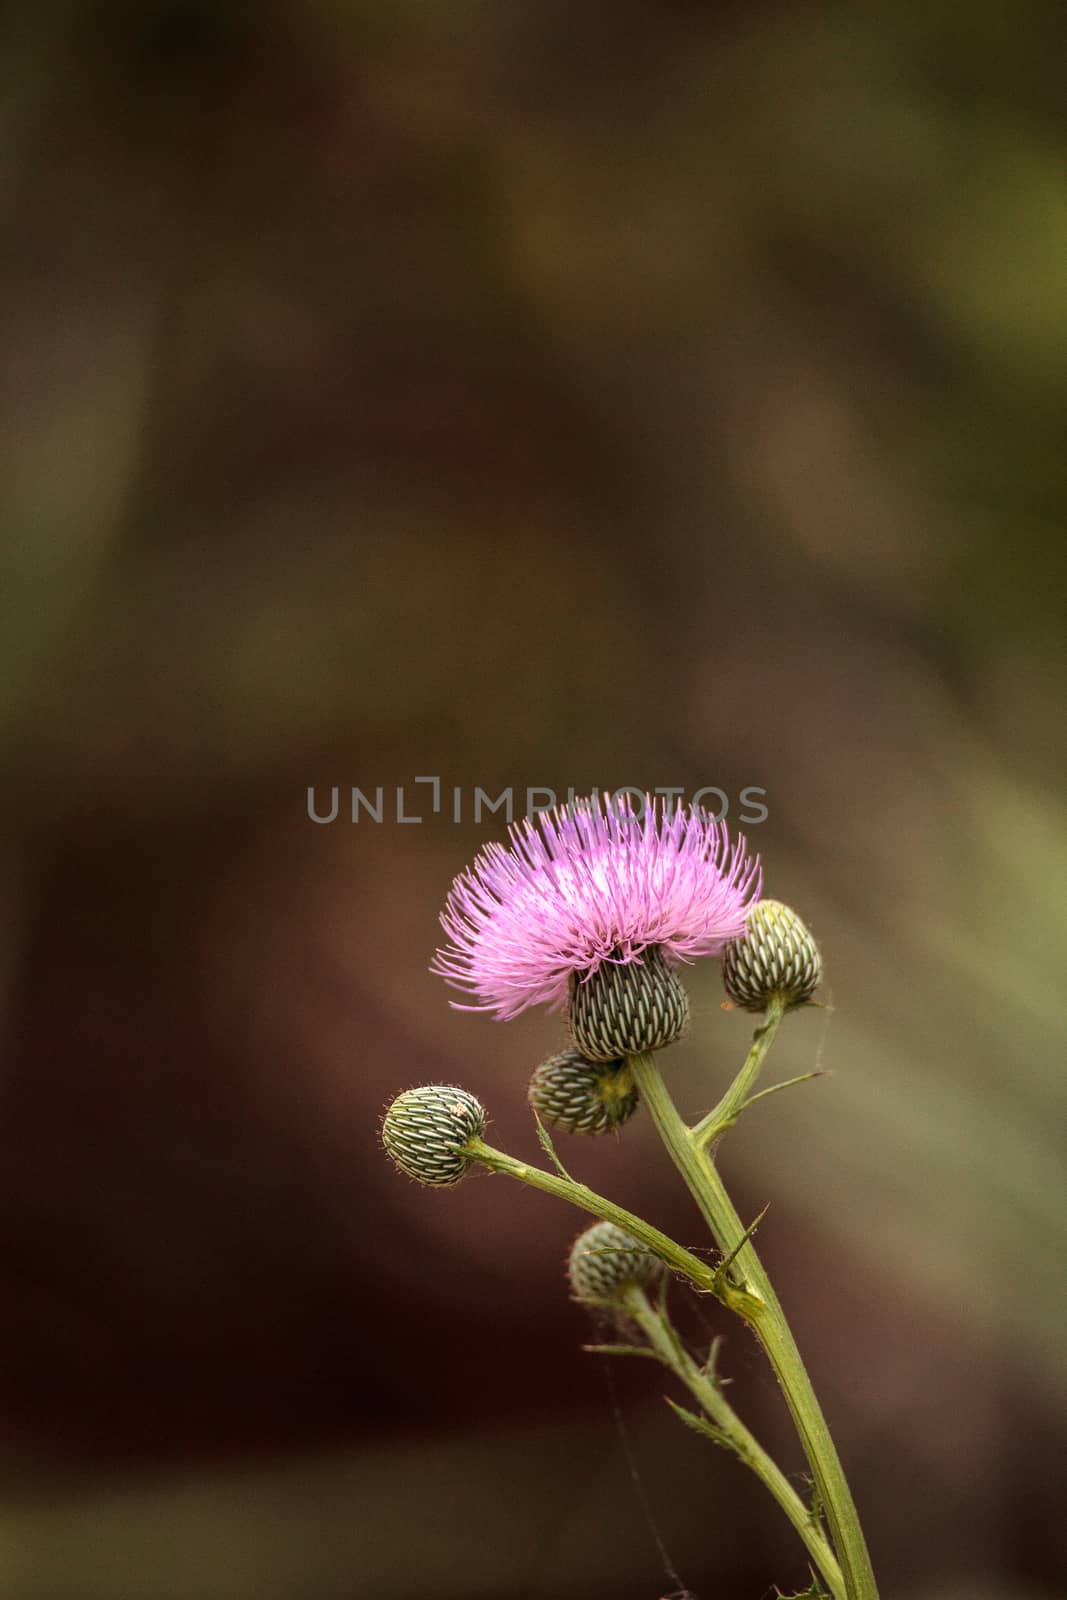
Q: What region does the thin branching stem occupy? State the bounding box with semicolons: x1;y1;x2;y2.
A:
621;1285;845;1600
627;1043;879;1600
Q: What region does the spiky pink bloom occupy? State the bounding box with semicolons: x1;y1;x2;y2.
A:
432;795;761;1020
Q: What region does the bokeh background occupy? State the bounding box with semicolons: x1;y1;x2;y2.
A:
1;3;1065;1597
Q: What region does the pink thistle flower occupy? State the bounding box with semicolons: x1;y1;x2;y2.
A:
432;794;761;1022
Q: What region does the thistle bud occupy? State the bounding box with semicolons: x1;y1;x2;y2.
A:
721;899;822;1013
569;945;689;1062
528;1050;639;1135
568;1220;663;1305
381;1084;486;1187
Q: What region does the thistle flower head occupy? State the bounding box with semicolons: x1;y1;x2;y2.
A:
432;795;760;1022
528;1049;639;1135
568;1220;663;1304
721;899;822;1012
381;1084;486;1187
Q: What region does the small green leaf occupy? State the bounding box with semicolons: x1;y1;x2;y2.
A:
663;1397;735;1454
581;1343;661;1361
739;1070;826;1115
533;1112;574;1182
702;1334;725;1384
713;1204;770;1301
805;1476;827;1534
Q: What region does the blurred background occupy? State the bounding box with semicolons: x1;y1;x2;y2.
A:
1;2;1065;1597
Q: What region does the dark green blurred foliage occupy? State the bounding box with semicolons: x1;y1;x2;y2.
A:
0;3;1064;1597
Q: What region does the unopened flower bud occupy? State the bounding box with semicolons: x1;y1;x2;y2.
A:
721;899;822;1012
529;1050;639;1135
569;945;689;1062
381;1085;486;1187
568;1220;663;1304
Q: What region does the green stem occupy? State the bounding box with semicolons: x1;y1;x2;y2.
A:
622;1286;845;1600
691;995;786;1147
465;1138;718;1295
627;1049;879;1600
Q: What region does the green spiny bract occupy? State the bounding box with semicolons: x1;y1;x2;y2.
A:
529;1049;639;1135
722;900;822;1013
569;945;689;1062
568;1220;663;1304
381;1084;486;1187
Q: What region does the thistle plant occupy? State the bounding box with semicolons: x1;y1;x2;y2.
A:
382;795;878;1600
